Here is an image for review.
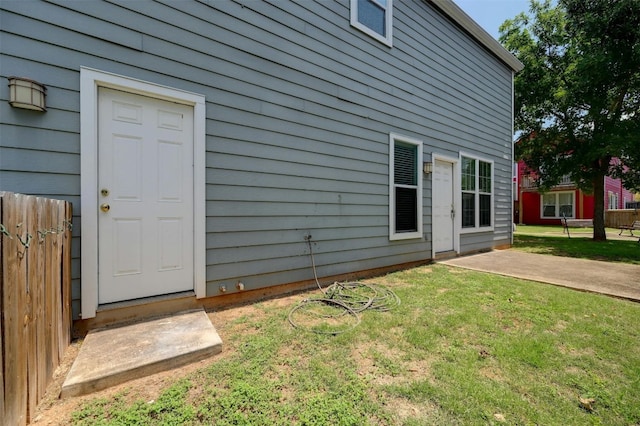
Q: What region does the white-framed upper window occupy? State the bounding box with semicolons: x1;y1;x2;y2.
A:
389;133;423;240
461;155;494;231
608;191;619;210
541;192;574;218
350;0;393;47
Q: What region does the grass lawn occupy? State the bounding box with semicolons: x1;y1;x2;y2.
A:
514;225;640;265
70;265;640;425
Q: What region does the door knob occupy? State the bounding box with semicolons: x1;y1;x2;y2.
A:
100;203;110;213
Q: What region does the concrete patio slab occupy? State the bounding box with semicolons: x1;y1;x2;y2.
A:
61;309;222;397
439;250;640;303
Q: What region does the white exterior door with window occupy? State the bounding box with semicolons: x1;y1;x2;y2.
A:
97;87;194;304
433;159;456;253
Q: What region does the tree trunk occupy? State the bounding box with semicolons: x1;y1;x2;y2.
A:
592;171;606;241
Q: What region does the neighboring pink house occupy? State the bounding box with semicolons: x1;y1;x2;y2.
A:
515;160;634;225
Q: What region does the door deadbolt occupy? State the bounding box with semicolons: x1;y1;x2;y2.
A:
100;203;110;213
101;188;110;197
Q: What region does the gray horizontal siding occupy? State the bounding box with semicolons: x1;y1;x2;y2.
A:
0;0;514;317
0;125;80;153
207;247;429;296
206;226;387;250
0;147;79;174
0;171;80;195
207;242;429;289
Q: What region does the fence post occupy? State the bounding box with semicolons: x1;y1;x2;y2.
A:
0;193;5;425
61;202;73;359
2;193;29;426
25;195;38;422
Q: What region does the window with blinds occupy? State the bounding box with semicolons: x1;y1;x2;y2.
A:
389;134;422;240
394;143;417;232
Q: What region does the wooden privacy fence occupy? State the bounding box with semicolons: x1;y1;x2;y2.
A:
1;192;72;426
605;209;640;229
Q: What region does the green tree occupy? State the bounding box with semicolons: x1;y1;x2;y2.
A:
501;0;640;240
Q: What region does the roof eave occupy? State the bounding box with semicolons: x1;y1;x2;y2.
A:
428;0;525;72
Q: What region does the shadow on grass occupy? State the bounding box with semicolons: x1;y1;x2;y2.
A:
514;234;640;265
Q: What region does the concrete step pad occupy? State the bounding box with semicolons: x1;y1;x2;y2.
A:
61;309;222;397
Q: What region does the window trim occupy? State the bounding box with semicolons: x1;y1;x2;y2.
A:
539;191;575;219
389;133;423;240
350;0;393;47
459;153;494;233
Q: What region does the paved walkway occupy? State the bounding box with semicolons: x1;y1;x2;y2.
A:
439;250;640;302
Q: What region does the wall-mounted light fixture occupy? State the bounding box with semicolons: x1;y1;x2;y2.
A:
423;161;433;174
8;76;46;111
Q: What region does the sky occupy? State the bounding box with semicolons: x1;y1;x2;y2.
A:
453;0;532;40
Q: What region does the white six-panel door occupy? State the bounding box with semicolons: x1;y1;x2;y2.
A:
97;88;194;304
433;159;455;253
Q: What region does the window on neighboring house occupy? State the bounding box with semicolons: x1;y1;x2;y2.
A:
389;134;422;240
608;191;619;210
541;192;574;218
350;0;393;46
512;163;518;201
461;156;493;230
